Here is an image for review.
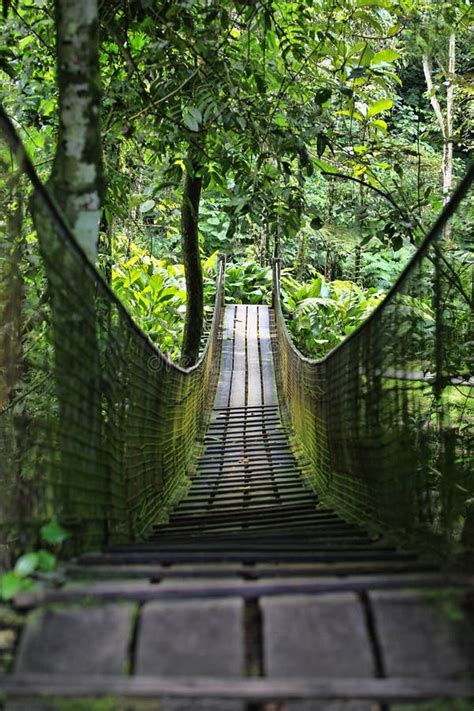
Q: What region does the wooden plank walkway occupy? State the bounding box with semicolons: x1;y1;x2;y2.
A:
2;305;474;709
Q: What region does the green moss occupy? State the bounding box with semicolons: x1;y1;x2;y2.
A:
0;604;23;626
42;699;159;711
421;588;466;622
0;651;13;672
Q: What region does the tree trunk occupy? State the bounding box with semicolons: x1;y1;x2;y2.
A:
295;230;307;280
444;32;455;202
274;215;281;261
422;33;456;205
354;244;361;283
50;0;104;262
29;0;107;539
180;159;203;367
0;189;23;410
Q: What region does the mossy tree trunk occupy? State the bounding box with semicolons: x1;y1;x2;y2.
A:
30;0;108;539
0;188;23;410
0;179;26;531
50;0;104;260
180;150;204;367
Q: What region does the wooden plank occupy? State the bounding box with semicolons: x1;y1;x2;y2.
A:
196;470;293;482
135;598;244;677
206;417;281;429
229;305;247;408
67;563;244;579
152;524;353;538
172;505;318;519
213;306;236;408
182;490;318;504
14;604;136;675
202;426;282;438
2;673;474;700
197;454;297;466
203;441;290;454
166;504;330;520
212;404;280;412
152;536;374;548
74;549;418;566
165;508;348;524
67;560;436;580
191;469;305;481
182;491;316;505
174;499;319;514
370;589;474;678
15;574;472;608
162;517;344;532
204;435;284;445
207;423;282;433
152;529;368;542
262;592;375;678
162;516;361;530
195;462;300;475
198;453;290;463
152;520;347;537
175;500;318;516
107;539;376;554
14;573;467;609
257;306;275;406
246;305;263;406
187;480;313;494
153;527;367;541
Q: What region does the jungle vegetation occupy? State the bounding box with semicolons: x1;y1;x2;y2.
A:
0;0;472;360
0;0;473;602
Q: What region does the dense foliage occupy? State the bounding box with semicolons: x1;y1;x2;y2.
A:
0;0;473;576
0;0;470;362
282;272;385;358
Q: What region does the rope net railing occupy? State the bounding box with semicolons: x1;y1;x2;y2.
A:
0;109;225;554
273;166;474;550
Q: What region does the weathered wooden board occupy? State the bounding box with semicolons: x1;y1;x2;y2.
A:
14;575;465;608
2;673;474;700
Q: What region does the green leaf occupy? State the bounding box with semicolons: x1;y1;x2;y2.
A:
187;106;202;122
273;113;288;127
314;158;338;175
392;235;403;251
357;0;391;7
367;99;393;117
317;134;327;157
337;109;365;121
37;550;57;572
359;46;374;66
41;519;70;545
15;553;39;578
183;107;201;131
0;572;23;601
140;199;155;214
370;119;388;132
19;35;35;50
371;49;400;65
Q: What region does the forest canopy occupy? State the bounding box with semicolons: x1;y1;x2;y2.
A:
0;0;472;361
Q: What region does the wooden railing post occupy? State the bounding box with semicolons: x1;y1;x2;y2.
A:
272;256;281;310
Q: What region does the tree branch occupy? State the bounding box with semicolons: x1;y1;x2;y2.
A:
422;54;446;138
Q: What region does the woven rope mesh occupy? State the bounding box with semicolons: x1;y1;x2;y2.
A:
0;111;224;552
274;166;474;546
